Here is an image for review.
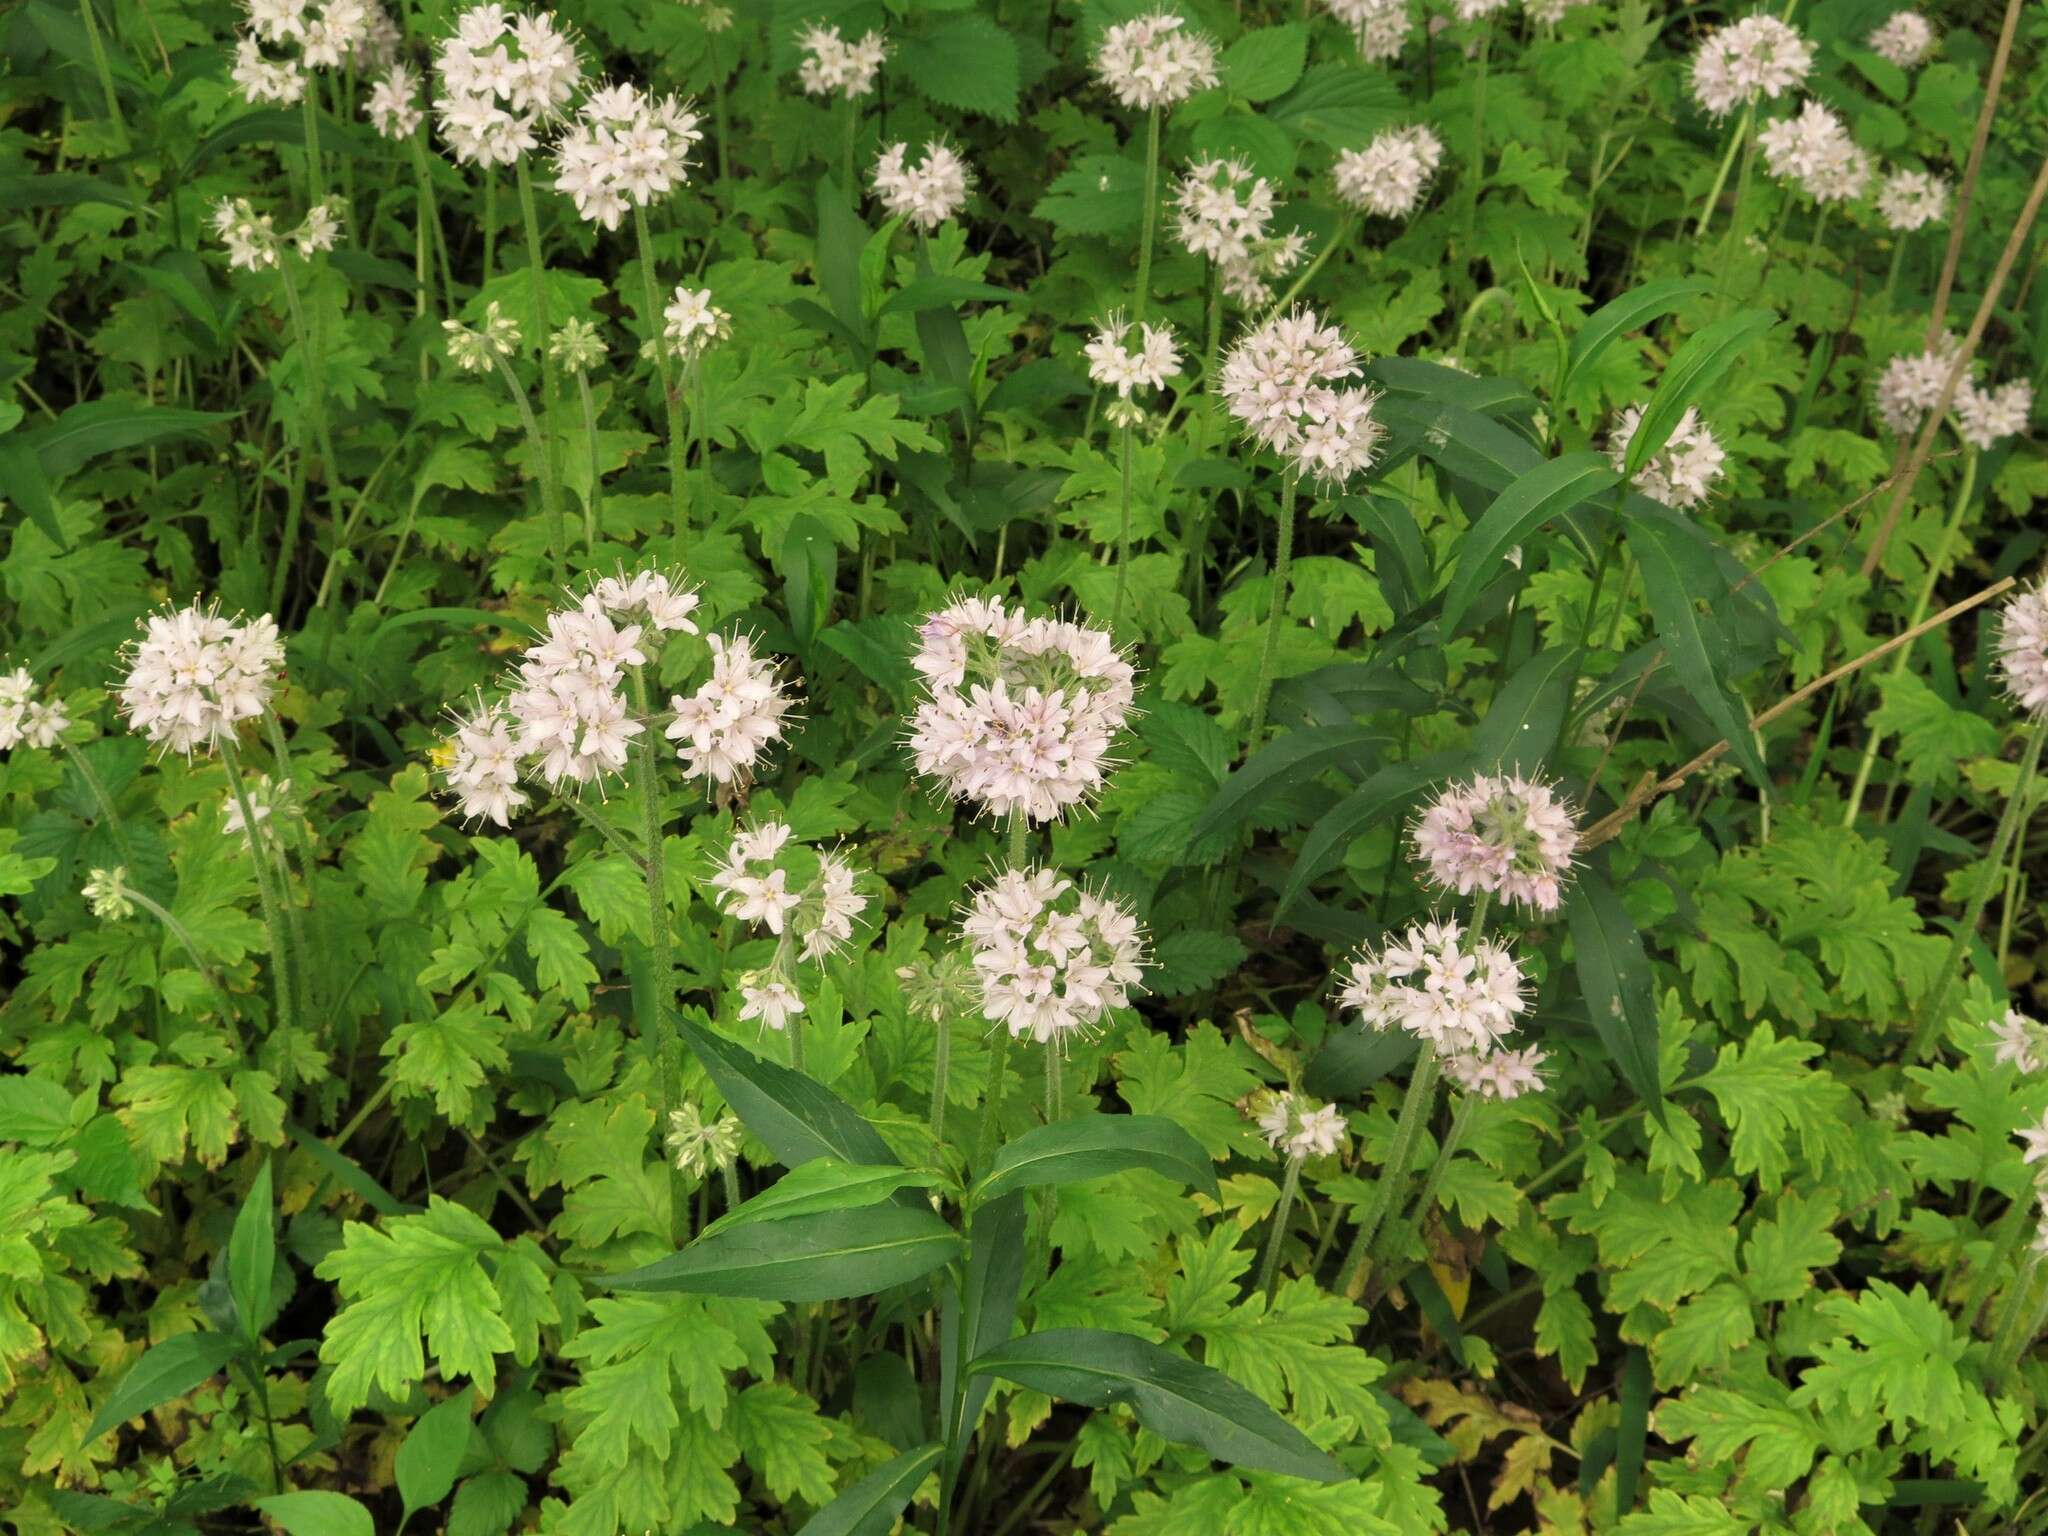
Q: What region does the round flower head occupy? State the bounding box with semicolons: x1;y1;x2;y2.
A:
552;83;703;229
961;867;1147;1048
1877;168;1947;233
1413;773;1580;912
1868;10;1935;68
1084;313;1182;400
796;23;886;100
444;301;523;372
1758;101;1872;204
1092;11;1219;112
1257;1091;1346;1159
433;4;585;166
82;866;135;921
1443;1043;1549;1101
662;286;731;361
1333;124;1443;220
366;63;424;138
1607;404;1726;511
665;632;796;789
1171;157;1307;308
1688;14;1814;117
1991;1007;2045;1074
438;695;530;827
0;667;68;752
871;140;972;231
1873;334;1961;437
667;1102;743;1176
1218;306;1384;486
1955;378;2033;452
549;317;607;374
1996;582;2048;715
710;820;871;963
1339;918;1529;1054
211;198;280;271
1322;0;1409;63
119;604;284;757
906;599;1137;824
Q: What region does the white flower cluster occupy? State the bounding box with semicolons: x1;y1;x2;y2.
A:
662;286;731;361
666;633;795;788
1171;158;1307;308
1333;124;1444;220
1442;1043;1549;1101
1322;0;1409;63
1218;306;1384;486
872;141;972;230
1092;11;1219;112
1450;0;1513;21
1758;100;1873;204
433;4;584;167
1083;314;1183;399
1991;1006;2046;1073
796;24;886;101
552;83;703;229
2012;1114;2048;1257
232;0;397;104
1877;168;1947;232
223;772;295;846
666;1102;742;1176
1339;918;1529;1056
83;867;135;921
1873;335;1959;436
1688;14;1814;118
209;196;344;270
365;63;424;139
1607;403;1727;511
443;301;523;372
961;867;1146;1046
1257;1091;1346;1159
0;668;67;752
118;605;284;757
907;598;1137;824
1524;0;1596;25
1956;378;2033;452
710;821;869;963
1868;10;1936;68
1412;773;1581;913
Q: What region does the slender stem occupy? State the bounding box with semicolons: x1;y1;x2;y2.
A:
75;0;128;141
576;371;602;552
514;158;561;518
63;743;132;865
1881;237;1907;312
482;167;496;287
413;133;456;312
490;351;569;582
1372;1093;1477;1290
1988;1249;2046;1390
630;665;686;1247
633;206;690;539
1245;471;1298;754
1339;1043;1440;1300
930;1016;952;1145
1257;1154;1303;1303
1043;1041;1061;1125
124;886;234;1013
1265;215;1357;317
1911;712;2048;1059
220;739;297;1115
689;355;708;530
1463;30;1491;265
1694;106;1750;240
300;84;325;203
1131;107;1161;325
273;255;342;616
1110;419;1135;635
977;1029;1012;1174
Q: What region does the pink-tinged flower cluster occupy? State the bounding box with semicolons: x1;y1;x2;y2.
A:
0;668;68;752
432;4;585;166
1688;14;1813;118
118;605;284;757
1997;584;2048;716
1333;124;1443;220
872;141;972;230
1092;11;1219;111
1868;10;1936;68
1413;773;1580;913
1758;100;1873;204
710;820;870;963
666;632;794;788
1257;1091;1346;1158
552;82;703;229
907;598;1137;823
1607;403;1727;511
1873;335;1961;436
1442;1043;1549;1100
796;23;886;100
1322;0;1409;62
1171;157;1308;308
1956;378;2033;451
1338;918;1529;1054
961;867;1147;1047
1877;168;1947;232
1218;306;1384;486
1084;314;1183;399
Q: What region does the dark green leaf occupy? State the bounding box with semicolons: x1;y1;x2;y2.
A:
794;1443;944;1536
702;1159;941;1239
605;1205;962;1302
87;1332;243;1441
22;401;235;479
1564;861;1663;1112
1190;726;1388;843
879;275;1013;316
899;14;1021;122
968;1114;1218;1205
1471;647;1581;776
252;1491;375;1536
1439;454;1619;637
1563;278;1710;400
1622;309;1776;475
226;1162;276;1341
675;1016;899;1170
1276;760;1439;918
1615;1346;1650;1510
1221;24;1307;101
941;1193;1026;1485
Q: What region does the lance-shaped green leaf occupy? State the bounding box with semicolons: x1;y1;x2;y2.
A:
1439;455;1620;637
968;1328;1346;1483
87;1332;244;1441
941;1193;1026;1487
676;1015;898;1171
605;1206;961;1302
966;1114;1218;1206
703;1159;943;1239
1562;278;1709;400
1277;759;1444;918
226;1162;276;1341
1471;646;1583;776
1565;860;1664;1114
1191;726;1388;843
795;1443;944;1536
1622;309;1777;476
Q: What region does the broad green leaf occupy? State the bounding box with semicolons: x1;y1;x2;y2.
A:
227;1161;276;1341
0;1075;73;1146
20;401;235;478
606;1206;962;1302
793;1443;943;1536
676;1016;899;1171
1438;454;1619;637
1221;24;1307;101
253;1491;375;1536
1564;861;1664;1112
702;1159;942;1239
968;1328;1345;1483
900;14;1021;122
395;1388;475;1522
1190;726;1388;843
87;1332;243;1441
968;1114;1218;1206
1622;309;1777;476
1563;278;1710;399
1470;646;1581;776
941;1192;1027;1488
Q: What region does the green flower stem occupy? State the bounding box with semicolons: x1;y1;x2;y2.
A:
1694;104;1751;239
300;83;325;203
1256;1153;1303;1304
630;664;686;1247
514;158;561;504
1881;234;1908;312
1843;446;1978;827
1372;1091;1477;1284
122;885;234;1015
1338;1043;1439;1301
258;709;318;1027
1244;470;1299;756
1265;215;1358;317
1988;1248;2046;1390
75;0;128;144
272;253;343;616
482;167;496;287
63;742;132;865
489;351;570;583
974;815;1031;1170
633;205;690;539
1110;417;1136;635
1131;106;1162;324
930;1016;953;1145
575;370;603;552
688;355;708;529
1463;29;1491;266
220;737;298;1115
1043;1041;1062;1125
1912;709;2048;1060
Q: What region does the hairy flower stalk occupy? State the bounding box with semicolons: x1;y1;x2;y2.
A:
1093;13;1215;326
447;303;570;579
634;208;690;536
632;659;685;1246
1084;314;1181;631
1255;1091;1344;1300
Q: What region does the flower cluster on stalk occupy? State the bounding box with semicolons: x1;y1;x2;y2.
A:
210;197;345;270
0;669;67;752
666;1102;743;1176
432;4;584;167
662;287;731;361
1758;101;1873;204
365;63;424;139
1339;918;1532;1061
1607;404;1727;511
1218;306;1384;486
1333;124;1444;221
1258;1091;1346;1159
712;820;871;1034
233;0;398;105
1688;14;1814;118
552;82;703;229
1092;11;1219;111
1867;10;1936;69
961;868;1147;1048
1996;584;2048;716
907;599;1137;824
1084;314;1183;402
1877;168;1948;232
1874;336;2033;449
1412;772;1581;913
118;605;284;757
1322;0;1410;63
1171;157;1307;308
872;141;972;230
795;24;886;100
443;302;523;371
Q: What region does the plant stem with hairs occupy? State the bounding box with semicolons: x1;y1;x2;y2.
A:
1132;106;1162;324
634;206;690;538
630;664;686;1247
1245;470;1299;754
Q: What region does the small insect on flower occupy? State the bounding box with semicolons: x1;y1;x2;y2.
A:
82;867;136;921
1339;918;1529;1055
906;599;1138;824
1996;582;2048;716
433;4;585;166
667;1103;743;1176
795;23;886;101
1092;11;1220;112
666;632;797;790
365;62;424;138
1876;168;1948;232
661;286;732;362
1412;773;1581;913
1757;100;1872;204
1084;313;1183;399
1257;1091;1347;1159
1321;0;1410;63
1442;1044;1549;1101
1688;13;1815;118
1218;307;1384;487
1867;10;1936;68
960;867;1148;1049
871;141;972;231
1333;123;1444;221
118;604;284;757
443;302;524;372
552;83;704;229
0;667;69;752
1991;1007;2045;1074
1607;404;1727;511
